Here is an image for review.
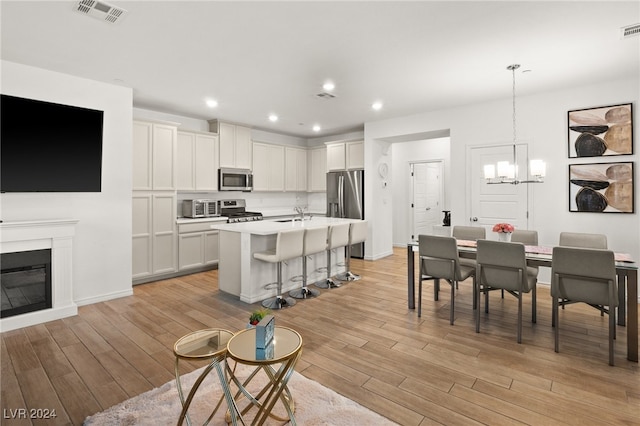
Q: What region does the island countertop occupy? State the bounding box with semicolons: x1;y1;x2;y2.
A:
210;217;361;236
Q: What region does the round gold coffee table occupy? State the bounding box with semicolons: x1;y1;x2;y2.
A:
173;328;235;426
225;326;303;425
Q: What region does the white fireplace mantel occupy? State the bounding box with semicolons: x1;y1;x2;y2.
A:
1;219;79;332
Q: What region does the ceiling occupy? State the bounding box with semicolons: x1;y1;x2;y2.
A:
1;1;638;138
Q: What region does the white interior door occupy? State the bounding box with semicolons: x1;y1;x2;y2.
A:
469;145;529;233
412;161;444;239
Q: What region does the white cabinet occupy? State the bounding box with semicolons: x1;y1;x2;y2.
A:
307;146;327;192
326;140;364;171
133;192;176;281
177;220;221;270
177;131;219;191
346;140;364;169
213;121;253;169
252;142;285;191
285;147;307;192
133;121;177;190
326;142;346;171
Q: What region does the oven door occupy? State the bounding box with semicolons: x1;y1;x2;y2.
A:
219;168;253;191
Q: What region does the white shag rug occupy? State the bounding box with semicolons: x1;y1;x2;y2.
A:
83;362;397;425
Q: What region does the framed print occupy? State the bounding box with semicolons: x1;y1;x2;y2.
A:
568;103;633;158
569;162;634;213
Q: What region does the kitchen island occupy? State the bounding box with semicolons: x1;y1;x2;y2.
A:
210;217;363;304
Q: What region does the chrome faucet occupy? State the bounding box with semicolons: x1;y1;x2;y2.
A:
294;205;308;222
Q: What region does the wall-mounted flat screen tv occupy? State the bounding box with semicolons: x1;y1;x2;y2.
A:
1;94;104;192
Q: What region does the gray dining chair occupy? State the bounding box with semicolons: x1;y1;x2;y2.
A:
559;232;607;249
558;231;608;317
418;234;475;324
452;226;486;287
511;230;538;246
475;239;537;343
551;246;618;365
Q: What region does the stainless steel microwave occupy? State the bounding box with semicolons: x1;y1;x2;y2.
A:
219;168;253;191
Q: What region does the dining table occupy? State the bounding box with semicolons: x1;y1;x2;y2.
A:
406;240;639;362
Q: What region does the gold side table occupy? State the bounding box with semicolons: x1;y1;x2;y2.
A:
225;326;303;425
173;328;236;426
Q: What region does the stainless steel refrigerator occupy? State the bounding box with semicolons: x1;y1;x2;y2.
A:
327;170;364;258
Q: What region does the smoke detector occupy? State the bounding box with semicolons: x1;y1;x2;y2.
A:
75;0;126;24
621;23;640;39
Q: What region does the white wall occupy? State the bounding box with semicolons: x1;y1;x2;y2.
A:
365;78;639;267
391;137;451;246
1;61;134;305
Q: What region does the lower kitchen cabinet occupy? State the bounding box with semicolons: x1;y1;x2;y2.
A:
177;220;222;271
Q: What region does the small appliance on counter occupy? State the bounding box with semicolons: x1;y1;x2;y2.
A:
182;199;218;218
218;199;263;223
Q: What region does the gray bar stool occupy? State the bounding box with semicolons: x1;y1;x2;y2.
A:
289;226;328;299
314;222;350;289
337;220;368;281
253;228;304;309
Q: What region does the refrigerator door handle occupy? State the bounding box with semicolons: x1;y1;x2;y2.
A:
338;175;344;217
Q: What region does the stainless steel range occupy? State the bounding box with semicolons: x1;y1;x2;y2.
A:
218;199;263;223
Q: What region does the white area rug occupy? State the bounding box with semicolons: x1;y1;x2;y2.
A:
83;362;397;425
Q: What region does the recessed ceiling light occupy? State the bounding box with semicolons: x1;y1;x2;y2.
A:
206;99;218;108
269;114;278;122
322;81;335;91
312;124;321;132
372;101;383;111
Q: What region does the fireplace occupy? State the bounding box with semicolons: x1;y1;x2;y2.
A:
1;249;52;318
0;219;78;332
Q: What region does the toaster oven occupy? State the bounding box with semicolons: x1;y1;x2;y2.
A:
182;199;218;218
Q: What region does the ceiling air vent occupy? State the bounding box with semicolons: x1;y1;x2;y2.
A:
621;23;640;39
315;92;336;100
75;0;127;24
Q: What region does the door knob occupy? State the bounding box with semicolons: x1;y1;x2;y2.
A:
472;217;478;222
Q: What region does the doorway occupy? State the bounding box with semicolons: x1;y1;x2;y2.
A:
411;161;444;240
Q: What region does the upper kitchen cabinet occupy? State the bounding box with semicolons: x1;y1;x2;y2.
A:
285;146;307;192
252;142;285;191
133;120;177;190
326;140;364;171
307;146;327;192
209;120;253;169
177;130;219;191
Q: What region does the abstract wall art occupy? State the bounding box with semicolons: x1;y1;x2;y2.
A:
569;162;634;213
568;103;633;158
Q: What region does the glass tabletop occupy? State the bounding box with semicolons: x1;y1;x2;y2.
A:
174;328;234;359
227;326;302;364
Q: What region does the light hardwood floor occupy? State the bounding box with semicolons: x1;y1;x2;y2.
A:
2;247;639;425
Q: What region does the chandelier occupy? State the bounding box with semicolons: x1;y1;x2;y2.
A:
484;64;546;185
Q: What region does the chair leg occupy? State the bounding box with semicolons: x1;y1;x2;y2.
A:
290;256;320;299
314;249;340;289
475;279;480;333
434;278;440;301
532;285;537;324
609;307;615;366
553;297;559;353
449;280;455;325
262;262;297;309
517;292;522;344
418;276;423;318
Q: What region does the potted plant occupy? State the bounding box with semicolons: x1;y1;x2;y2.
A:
249;308;272;327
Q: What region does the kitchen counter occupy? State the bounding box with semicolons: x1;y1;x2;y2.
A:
209;216;354;235
211;217;364;303
176;216;228;224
